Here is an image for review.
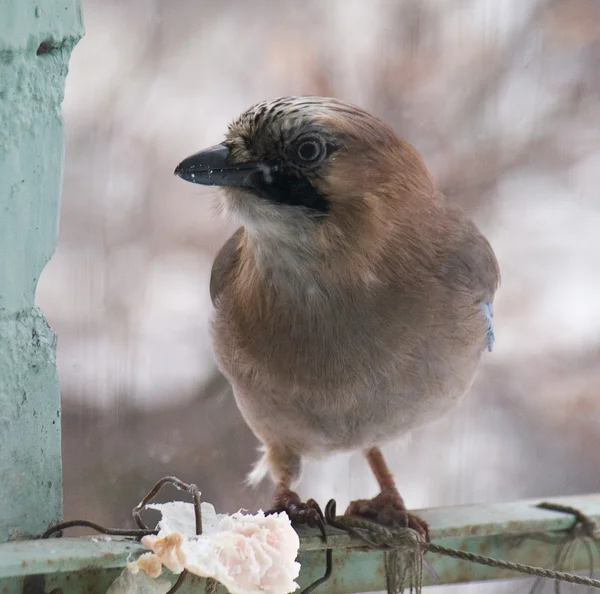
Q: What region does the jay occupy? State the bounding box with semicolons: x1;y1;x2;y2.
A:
175;97;499;539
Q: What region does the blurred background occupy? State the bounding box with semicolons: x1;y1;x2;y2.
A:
36;0;600;590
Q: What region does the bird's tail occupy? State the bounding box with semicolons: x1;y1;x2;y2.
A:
245;446;270;487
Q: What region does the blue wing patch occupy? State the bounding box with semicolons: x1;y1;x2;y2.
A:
480;301;495;352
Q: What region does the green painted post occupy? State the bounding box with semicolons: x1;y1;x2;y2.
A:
0;0;83;542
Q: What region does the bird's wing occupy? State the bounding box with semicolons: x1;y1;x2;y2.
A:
480;301;495;352
462;234;498;351
210;227;244;306
450;234;499;352
440;203;500;293
434;203;500;351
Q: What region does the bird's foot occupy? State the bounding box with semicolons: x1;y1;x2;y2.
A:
345;489;430;541
266;486;324;529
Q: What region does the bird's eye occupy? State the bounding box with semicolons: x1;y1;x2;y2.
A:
293;137;325;165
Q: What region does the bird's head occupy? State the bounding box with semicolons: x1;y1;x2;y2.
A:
175;96;434;253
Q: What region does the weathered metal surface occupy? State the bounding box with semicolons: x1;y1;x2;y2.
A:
0;0;84;543
0;538;142;578
0;493;598;593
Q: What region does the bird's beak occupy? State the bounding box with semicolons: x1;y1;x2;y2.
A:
174;143;261;188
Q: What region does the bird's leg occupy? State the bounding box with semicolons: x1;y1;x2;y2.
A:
263;445;323;528
345;446;430;541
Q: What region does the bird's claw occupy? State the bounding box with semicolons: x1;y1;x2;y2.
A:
267;490;325;529
288;499;324;529
345;490;430;542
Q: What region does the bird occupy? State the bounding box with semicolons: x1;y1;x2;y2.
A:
174;96;499;539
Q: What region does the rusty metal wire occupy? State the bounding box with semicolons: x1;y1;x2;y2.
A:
40;519;156;540
131;476;203;594
132;475;202;535
39;476;205;594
